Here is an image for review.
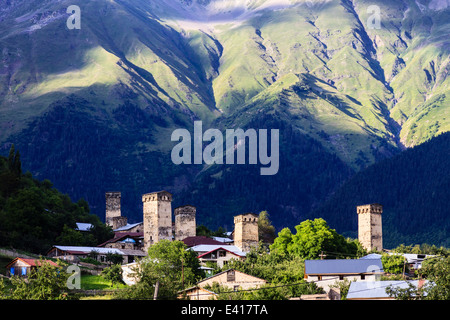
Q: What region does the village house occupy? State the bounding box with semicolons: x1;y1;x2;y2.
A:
290;287;341;300
346;280;429;300
389;253;436;271
190;244;246;268
182;236;225;248
75;222;93;232
5;257;60;277
113;222;143;234
179;269;267;300
98;232;144;251
46;245;146;264
304;258;384;292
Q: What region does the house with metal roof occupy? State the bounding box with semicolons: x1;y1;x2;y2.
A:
179;269;267;300
304;258;384;292
182;236;224;247
388;253;436;270
98;232;145;252
189;244;246;268
346;280;429;300
47;245;146;264
75;222;94;232
5;257;60;277
113;222;143;233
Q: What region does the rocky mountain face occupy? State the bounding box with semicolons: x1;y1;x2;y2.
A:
0;0;448;245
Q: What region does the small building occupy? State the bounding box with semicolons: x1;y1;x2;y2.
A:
5;257;60;277
189;244;246;268
304;259;384;292
47;245;146;264
212;236;234;244
346;280;429;300
113;222;143;234
180;269;267;300
98;232;144;251
198;269;267;290
197;247;245;268
389;253;436;271
182;236;224;248
179;286;218;300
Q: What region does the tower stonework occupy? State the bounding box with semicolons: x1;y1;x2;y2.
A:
105;192;123;228
174;205;196;241
233;213;259;253
357;203;383;252
111;216;128;230
142;191;173;252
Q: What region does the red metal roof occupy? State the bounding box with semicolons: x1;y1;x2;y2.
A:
182;236;224;247
5;257;60;268
197;247;244;258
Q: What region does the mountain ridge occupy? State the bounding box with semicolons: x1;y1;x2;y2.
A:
0;0;448;245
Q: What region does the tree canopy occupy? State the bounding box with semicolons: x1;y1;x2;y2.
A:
269;218;364;259
117;240;204;300
0;145;113;253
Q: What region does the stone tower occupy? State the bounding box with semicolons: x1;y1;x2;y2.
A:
357;203;383;252
142;191;173;251
105;192;127;230
233;213;259;252
174;205;196;241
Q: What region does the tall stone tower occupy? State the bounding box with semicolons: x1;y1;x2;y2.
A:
357;203;383;252
142;191;173;251
233;213;259;252
174;205;196;241
105;192;128;229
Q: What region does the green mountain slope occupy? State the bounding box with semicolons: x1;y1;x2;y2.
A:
0;0;448;243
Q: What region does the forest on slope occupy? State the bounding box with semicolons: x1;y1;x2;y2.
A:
310;132;450;248
0;145;113;254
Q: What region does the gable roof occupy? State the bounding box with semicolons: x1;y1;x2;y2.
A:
182;236;224;247
75;222;93;231
189;244;246;257
212;236;233;243
197;269;266;286
197;246;244;258
49;245;126;255
113;222;143;232
360;253;382;260
98;232;143;247
305;259;384;275
6;257;60;269
346;280;429;300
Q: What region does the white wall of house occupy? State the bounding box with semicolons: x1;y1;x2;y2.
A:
306;274;381;292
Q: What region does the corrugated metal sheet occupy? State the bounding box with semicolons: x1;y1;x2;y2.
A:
305;259;383;275
346;280;428;299
189;244;246;257
53;245;124;255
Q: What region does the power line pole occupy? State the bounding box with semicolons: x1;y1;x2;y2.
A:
153;280;160;300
